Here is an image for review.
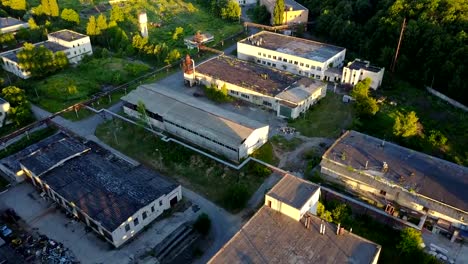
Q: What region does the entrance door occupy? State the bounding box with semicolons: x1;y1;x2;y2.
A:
170;197;178;207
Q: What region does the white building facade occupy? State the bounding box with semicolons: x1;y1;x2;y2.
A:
237;31;346;80
0;17;29;34
342;59;385;90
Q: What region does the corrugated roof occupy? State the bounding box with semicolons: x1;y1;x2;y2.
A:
275;78;325;104
121;85;268;147
209;206;380;264
267;174;320;209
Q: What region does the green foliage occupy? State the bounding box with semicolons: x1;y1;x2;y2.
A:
316;202;333;221
331;203;351;224
203;83;233;103
351;78;379;117
273;0;284;25
86;16;99;36
220;0;241;21
2;0;26;10
248;4;270;24
193;213;211;236
222;184;249;211
164;49;181;65
1;86;32;126
17;43;69;77
393;111;419;138
28;18;39;30
0;127;56;160
96;13;108;31
61;8;80;25
0;33;15;49
427;130;448;147
110;5;124;22
172;27;184;40
397;228;423;254
41;0;59;17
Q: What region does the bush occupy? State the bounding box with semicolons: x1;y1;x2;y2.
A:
427;130;448;147
397;228;423;254
222;184;249;211
203;84;233;103
193;213;211;236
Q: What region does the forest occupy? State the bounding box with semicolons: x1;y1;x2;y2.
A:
298;0;467;104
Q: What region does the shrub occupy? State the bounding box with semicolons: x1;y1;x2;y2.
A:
427;130;448;147
222;184;249;211
397;228;423;254
193;213;211;236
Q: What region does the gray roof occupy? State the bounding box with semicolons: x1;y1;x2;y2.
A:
196;56;300;96
20;137;90;176
19;136;178;231
240;31;345;62
275;78;325;104
267;174;319;209
1;41;68;63
323;130;468;212
0;17;28;29
0;132;66;174
121;85;268;147
347;60;382;73
48;30;88;42
209;206;380;264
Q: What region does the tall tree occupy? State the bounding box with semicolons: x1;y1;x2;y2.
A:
41;0;59;17
1;86;31;126
96;14;108;31
61;8;80;25
220;0;241;21
110;5;124;22
351;78;379;117
9;0;26;11
86;16;100;36
17;43;68;77
273;0;284;25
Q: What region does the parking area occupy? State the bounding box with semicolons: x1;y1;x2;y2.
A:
422;230;468;264
0;183;198;264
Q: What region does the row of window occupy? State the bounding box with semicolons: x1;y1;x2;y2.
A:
230;90;251;100
124;200;163;232
164;119;238;152
257;52;322;71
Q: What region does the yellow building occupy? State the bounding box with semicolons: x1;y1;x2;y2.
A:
260;0;309;25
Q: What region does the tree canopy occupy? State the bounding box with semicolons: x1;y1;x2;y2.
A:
17;43;68;77
1;86;31;126
397;228;423;254
61;8;80;25
86;16;100;36
1;0;26;11
351;78;379;117
393;111;419;138
220;0;241;21
41;0;59;17
273;0;285;25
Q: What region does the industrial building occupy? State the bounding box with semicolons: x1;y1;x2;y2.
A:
183;55;327;119
321;130;468;241
260;0;308;25
342;59;385;89
237;31;346;80
184;31;214;49
17;134;181;248
0;29;92;78
121;85;269;161
0;97;9;128
0;17;29;33
209;174;381;263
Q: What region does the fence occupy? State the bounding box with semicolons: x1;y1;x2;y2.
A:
426;87;468;112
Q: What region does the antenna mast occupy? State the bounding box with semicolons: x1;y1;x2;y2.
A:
391;17;406;73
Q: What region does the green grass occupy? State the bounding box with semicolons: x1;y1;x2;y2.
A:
289;93;354;138
251;141;279;166
26;57;150;115
270;135;303;152
95;118;268;212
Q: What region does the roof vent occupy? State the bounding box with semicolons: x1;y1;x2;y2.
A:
382;161;389;173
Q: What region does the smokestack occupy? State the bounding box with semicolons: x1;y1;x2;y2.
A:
336;223;340;235
350;228;353;234
323;224;326;235
320;220;324;234
365;161;368;169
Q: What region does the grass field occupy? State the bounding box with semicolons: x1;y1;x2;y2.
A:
270;135;304;152
25;57;150;114
289;93;354;138
95;118;269;212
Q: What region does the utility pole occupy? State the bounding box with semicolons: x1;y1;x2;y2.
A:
391;17;406;73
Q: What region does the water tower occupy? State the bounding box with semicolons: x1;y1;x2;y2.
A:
139;12;148;38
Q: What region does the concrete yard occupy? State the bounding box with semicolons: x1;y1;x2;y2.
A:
422;231;468;264
0;183;198;264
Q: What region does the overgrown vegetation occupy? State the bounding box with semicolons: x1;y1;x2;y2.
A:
203;83;233;103
317;200;438;263
247;2;270;24
193;213;211;236
270;135;303;152
0;126;56;160
300;0;468;105
95;118;269;212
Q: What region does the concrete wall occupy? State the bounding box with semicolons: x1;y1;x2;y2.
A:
320;159;468;228
237;42;346;79
240;125;269;158
426;87;468;112
260;0;308;25
342;66;384;90
284;85;327;119
265;194;301;221
300;188;320;216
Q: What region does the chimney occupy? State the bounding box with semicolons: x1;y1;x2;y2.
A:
365;160;368;169
350;228;353;233
320;220;324;234
336;223;340;235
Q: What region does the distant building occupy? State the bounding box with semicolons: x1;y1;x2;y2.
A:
0;17;29;34
209;174;381;264
237;31;346;80
0;29;92;79
184;55;327;119
0;97;9;128
18;134;181;248
321;130;468;240
121;85;269;161
260;0;308;25
342;59;385;90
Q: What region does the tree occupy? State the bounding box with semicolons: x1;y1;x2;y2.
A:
223;184;249;211
273;0;284;25
61;8;80;25
393;111;419;137
331;204;351;224
110;5;124;22
8;0;26;11
351;78;379;117
164;49;181;65
41;0;59;17
17;43;69;77
86;16;100;36
397;228;423;254
172;27;184;40
220;0;241;21
28;18;39;30
316;201;333;222
96;13;108;31
0;33;15;49
193;213;211;236
1;86;31;126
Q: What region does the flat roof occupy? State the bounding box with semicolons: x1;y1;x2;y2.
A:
121;85;268;147
275;78;325;104
323;130;468;212
196;56;301;96
240;31;345;62
1;41;68;63
0;17;28;28
347;59;382;73
209;206;380;264
19;136;178;231
267;174;320;209
48;30;88;42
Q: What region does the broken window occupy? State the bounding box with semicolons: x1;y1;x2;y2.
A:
134;217;139;226
142;212;147;220
125;224;130;232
